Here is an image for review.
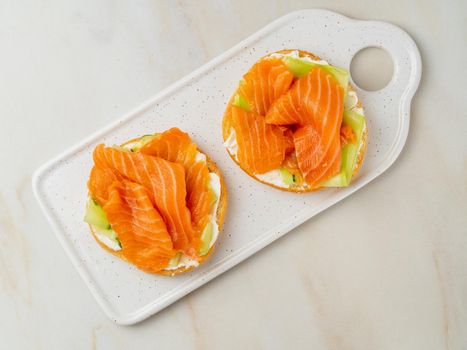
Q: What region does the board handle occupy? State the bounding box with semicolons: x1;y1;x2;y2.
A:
346;20;421;102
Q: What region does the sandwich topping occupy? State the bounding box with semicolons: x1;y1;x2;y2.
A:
85;128;222;273
223;50;366;190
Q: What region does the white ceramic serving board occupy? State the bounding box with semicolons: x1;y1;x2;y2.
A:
33;9;421;325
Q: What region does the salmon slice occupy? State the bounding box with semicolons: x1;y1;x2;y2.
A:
88;165;122;206
237;57;294;115
140;128;198;168
293;125;325;176
261;67;344;186
281;127;295;154
103;180;174;273
93;145;194;252
312;136;342;184
185;161;211;231
229;106;288;174
294;125;341;187
283;152;301;174
140;128;212;234
265;67;343;127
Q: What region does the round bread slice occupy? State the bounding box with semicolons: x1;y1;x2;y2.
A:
222;49;368;193
89;137;228;276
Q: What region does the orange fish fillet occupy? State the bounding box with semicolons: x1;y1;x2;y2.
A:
237;57;294;115
88;165;121;206
263;67;344;185
103;180;175;273
93;145;194;252
140;128;212;234
229;106;288;174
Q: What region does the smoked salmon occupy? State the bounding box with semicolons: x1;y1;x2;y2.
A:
223;49;366;191
229;106;288;174
93;144;194;251
139;128;212;233
237;57;294;115
104;180;174;273
88;165;122;206
86;128;227;274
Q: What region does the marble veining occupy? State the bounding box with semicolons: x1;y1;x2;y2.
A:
1;0;466;349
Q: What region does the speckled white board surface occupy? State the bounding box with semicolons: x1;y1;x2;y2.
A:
33;9;421;325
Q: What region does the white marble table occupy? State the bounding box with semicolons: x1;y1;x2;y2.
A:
1;1;466;349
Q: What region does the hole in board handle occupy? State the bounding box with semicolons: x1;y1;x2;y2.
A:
350;47;394;92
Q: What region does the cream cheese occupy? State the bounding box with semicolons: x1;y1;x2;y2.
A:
223;128;238;159
164;254;199;271
343;91;367;170
195;152;207;163
268;50;329;65
93;227;122;251
207;172;221;248
344;90;365;115
255;169;310;190
255;169;288;188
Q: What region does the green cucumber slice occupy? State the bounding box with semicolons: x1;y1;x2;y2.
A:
321;171;348;187
321;110;366;188
232;94;252;112
208;185;218;208
343;143;359;181
121;134;157;152
343;110;365;139
279;168;296;185
321;143;355;187
84;198;111;230
139;134;156;144
199;222;213;256
282;56;349;93
112;145;131;152
85;198;121;248
167;252;182;268
94;227;121;249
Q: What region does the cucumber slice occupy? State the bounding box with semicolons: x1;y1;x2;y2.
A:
85;198;121;249
100;228;118;240
321;171;347;187
199;222;213;256
279;56;364;188
232;94;252;112
322;65;349;93
121;134;157;152
321;143;355;187
99;228;120;245
343;110;365;139
93;227;122;250
167;252;182;268
282;56;349;93
343;143;359;181
279;168;295;185
208;185;218;208
321;111;366;188
112;145;131;153
282;56;314;77
139;134;156;144
84;198;111;230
